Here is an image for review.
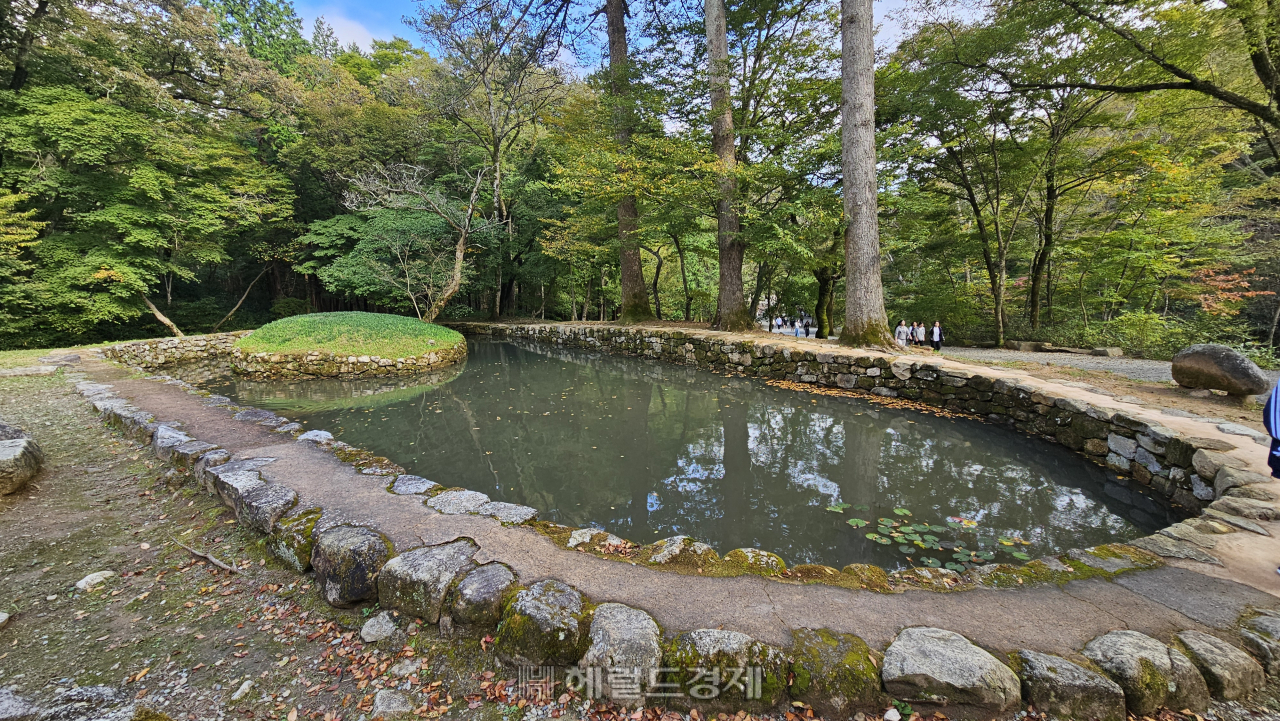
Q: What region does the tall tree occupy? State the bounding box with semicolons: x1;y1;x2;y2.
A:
838;0;893;346
608;0;653;323
705;0;750;330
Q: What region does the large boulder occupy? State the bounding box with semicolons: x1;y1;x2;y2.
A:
580;604;662;701
0;438;43;495
377;539;478;623
881;627;1021;717
494;580;589;666
451;563;517;629
1172;344;1272;396
311;525;392;607
1083;630;1209;715
1176;631;1264;700
1016;650;1125;721
787;628;885;717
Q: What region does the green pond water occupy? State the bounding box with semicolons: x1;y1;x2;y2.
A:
191;337;1169;570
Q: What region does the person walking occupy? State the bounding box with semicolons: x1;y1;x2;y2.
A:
913;322;925;346
930;321;944;351
804;319;812;337
1265;381;1279;478
894;320;910;347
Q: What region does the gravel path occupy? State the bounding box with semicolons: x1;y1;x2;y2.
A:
940;346;1280;384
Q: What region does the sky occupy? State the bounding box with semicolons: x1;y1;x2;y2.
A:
292;0;912;56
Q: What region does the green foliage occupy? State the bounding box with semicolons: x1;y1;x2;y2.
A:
236;311;463;358
197;0;310;71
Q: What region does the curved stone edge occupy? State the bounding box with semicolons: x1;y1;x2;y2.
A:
63;377;1280;717
80;358;1172;596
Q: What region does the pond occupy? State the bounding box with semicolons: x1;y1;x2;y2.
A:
187;337;1172;571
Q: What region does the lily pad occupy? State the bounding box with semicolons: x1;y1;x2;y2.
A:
853;504;869;511
877;526;892;535
922;534;938;542
975;550;995;561
898;545;913;554
1010;551;1031;561
826;502;851;513
893;508;912;516
846;518;868;528
866;533;892;545
945;562;965;572
877;518;898;527
921;557;940;568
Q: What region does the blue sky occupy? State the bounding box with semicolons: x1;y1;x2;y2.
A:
293;0;911;55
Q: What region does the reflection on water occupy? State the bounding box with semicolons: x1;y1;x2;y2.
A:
194;338;1169;569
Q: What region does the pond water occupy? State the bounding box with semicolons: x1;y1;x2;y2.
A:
189;338;1171;570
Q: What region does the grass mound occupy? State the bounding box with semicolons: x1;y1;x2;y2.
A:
236;312;464;359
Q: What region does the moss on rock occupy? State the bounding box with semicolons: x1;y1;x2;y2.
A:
493;580;592;666
722;548;786;577
662;629;789;710
268;507;322;572
788;628;886;717
841;564;891;592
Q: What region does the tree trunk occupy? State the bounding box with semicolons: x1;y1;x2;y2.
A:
748;261;772;323
212;264;270;332
1029;154;1058;331
838;0;893;347
608;0;651;324
674;234;692;321
142;294;184;337
706;0;751;331
814;266;835;339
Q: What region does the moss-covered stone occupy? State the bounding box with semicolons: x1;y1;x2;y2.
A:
788;628;886;717
722;548;786;576
493;580;592;666
662;629;789;710
268;507;322;572
841;564;891;592
637;536;720;570
311;525;393;608
1083;630;1209;715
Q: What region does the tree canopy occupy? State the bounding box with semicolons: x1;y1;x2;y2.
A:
0;0;1274;364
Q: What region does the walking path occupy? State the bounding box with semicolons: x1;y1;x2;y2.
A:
943;347;1280;385
72;358;1278;654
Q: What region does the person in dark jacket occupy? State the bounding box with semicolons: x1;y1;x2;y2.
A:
1265;381;1280;478
930;321;944;351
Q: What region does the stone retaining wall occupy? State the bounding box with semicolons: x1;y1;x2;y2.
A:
452;322;1265;518
102;331;250;368
103;330;467;379
228;341;467;380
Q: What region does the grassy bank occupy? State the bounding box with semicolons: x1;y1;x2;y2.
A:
235;312;464;359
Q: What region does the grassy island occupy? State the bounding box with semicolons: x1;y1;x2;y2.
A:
236;312;465;360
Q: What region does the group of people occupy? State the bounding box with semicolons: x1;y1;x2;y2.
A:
771;316;815;337
895;320;944;350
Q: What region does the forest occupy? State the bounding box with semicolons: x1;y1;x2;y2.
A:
0;0;1277;362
